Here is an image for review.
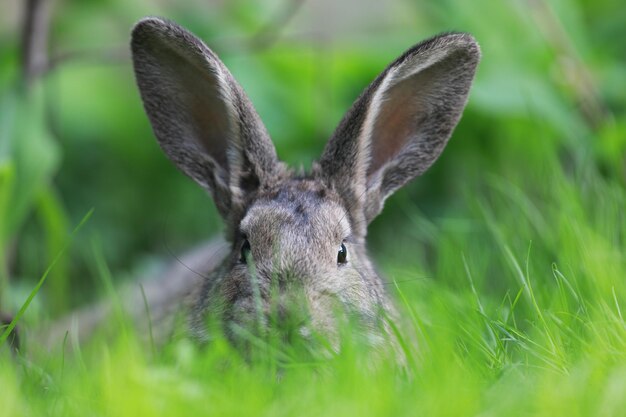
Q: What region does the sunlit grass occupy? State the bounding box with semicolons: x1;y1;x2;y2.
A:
2;159;626;416
1;0;625;414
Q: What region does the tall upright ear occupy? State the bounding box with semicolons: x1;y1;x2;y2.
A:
316;33;480;234
131;18;283;226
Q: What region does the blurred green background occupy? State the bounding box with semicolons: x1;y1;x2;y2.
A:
0;0;624;320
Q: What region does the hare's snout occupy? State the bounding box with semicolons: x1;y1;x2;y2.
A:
223;274;368;349
220;266;387;350
226;284;315;341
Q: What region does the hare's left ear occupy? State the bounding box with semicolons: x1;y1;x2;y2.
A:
131;18;283;227
316;33;480;233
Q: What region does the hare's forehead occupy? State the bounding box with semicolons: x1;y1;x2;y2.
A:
240;184;351;240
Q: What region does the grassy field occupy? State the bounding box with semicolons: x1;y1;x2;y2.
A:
1;0;626;415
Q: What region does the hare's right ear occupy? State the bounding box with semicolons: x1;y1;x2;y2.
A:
317;33;480;235
131;18;282;224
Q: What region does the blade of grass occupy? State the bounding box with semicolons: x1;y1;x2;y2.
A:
0;208;94;348
139;283;156;357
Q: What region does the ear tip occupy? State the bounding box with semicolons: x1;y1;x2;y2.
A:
439;32;482;61
131;16;190;48
131;17;166;49
454;32;481;56
132;16;169;36
130;17;219;66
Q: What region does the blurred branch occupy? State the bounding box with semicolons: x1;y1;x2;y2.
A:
25;0;308;78
45;48;130;73
247;0;306;51
38;0;307;73
527;0;611;130
3;0;55;301
21;0;53;88
215;0;307;53
21;0;127;80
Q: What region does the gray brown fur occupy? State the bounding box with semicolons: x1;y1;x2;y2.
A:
130;17;480;346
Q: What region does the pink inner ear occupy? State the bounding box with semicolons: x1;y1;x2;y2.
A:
366;61;446;179
189;83;232;169
367;81;424;177
159;47;232;169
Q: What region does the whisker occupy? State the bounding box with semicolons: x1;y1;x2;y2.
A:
382;277;429;287
334;185;370;235
333;271;429;301
162;240;214;280
159;210;229;280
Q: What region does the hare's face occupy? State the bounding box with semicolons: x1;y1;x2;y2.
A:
239;181;351;283
209;180;385;342
131;18;479;347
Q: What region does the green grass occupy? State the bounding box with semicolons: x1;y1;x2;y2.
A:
2;0;626;415
2;157;626;416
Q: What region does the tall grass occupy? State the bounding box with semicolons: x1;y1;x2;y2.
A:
2;150;626;416
1;0;625;415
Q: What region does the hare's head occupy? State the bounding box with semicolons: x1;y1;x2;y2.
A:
131;18;480;347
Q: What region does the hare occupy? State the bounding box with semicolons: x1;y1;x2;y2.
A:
130;18;480;348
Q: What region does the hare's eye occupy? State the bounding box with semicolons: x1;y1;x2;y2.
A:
337;243;348;265
240;239;251;263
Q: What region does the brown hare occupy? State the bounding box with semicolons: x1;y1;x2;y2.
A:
130;17;480;349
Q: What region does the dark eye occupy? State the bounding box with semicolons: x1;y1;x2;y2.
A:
240;239;251;263
337;242;348;265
